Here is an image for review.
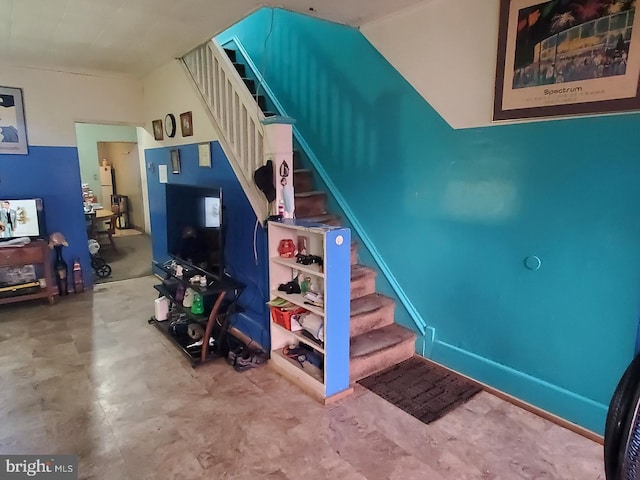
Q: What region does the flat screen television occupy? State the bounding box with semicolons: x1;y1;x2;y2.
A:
0;198;46;241
166;185;224;279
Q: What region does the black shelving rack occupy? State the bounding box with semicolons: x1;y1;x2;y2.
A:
149;260;245;367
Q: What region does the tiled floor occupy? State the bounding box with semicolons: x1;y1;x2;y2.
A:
0;276;605;479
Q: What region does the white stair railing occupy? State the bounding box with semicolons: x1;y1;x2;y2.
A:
182;40;269;223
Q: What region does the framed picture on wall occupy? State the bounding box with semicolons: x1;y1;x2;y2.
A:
152;119;164;141
0;86;28;155
180;111;193;137
494;0;640;121
170;149;181;174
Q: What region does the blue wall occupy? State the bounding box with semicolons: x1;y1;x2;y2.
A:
219;8;640;434
0;146;91;290
145;142;270;346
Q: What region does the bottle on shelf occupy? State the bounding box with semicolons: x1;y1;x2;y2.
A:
175;284;185;303
191;292;204;315
300;276;311;294
183;288;195;308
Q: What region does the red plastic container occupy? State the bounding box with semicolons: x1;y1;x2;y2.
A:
270;305;306;330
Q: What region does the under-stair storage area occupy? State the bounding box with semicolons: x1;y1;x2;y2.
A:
267;220;352;403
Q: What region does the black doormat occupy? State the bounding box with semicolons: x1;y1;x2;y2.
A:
357;357;482;425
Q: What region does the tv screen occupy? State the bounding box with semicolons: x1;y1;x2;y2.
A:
0;198;46;240
202;196;221;228
166;185;224;278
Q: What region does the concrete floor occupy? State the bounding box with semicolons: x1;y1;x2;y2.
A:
0;276;605;479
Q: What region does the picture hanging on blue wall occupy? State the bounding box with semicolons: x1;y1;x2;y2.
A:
171;149;181;174
0;86;28;155
494;0;640;120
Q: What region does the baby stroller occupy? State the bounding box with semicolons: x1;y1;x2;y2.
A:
88;239;112;278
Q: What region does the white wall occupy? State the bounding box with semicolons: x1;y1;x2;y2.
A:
141;59;219;147
0;63;143;145
361;0;500;129
138;59;221;232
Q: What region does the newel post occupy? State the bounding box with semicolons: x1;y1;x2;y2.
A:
262;117;296;218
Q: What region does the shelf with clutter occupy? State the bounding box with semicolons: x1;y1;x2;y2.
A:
267;219;352;403
150;258;245;367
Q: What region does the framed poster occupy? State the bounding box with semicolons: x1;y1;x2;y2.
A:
0;86;28;154
494;0;640;121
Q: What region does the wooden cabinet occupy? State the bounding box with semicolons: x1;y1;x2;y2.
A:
0;240;55;305
268;220;352;403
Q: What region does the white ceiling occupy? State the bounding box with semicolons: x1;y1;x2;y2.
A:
0;0;429;77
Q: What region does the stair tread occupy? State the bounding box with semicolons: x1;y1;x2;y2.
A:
351;264;376;280
295;190;326;198
294;168;312;174
351;293;395;318
350;324;416;359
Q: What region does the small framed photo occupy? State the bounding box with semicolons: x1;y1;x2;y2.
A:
180;111;193;137
152;119;163;141
170;149;181;174
297;235;309;256
0;86;28;155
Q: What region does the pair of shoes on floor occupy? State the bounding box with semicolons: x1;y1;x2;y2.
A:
234;348;268;372
226;345;245;367
226;346;268;372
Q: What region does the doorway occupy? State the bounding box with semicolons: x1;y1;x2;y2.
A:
97;141;144;233
76;123;152;285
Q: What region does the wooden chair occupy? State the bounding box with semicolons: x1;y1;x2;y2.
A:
94;206;118;251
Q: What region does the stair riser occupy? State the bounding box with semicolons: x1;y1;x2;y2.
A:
350;243;357;265
350;273;376;300
295;194;326;218
243;79;255;93
350;338;415;383
234;63;246;77
350;302;395;338
294;171;313;192
224;49;237;62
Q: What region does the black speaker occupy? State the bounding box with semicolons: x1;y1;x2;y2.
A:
605;354;640;479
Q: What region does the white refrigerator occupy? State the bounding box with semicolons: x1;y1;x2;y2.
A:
99;166;114;206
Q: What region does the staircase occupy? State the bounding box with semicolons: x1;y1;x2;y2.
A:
185;41;416;384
